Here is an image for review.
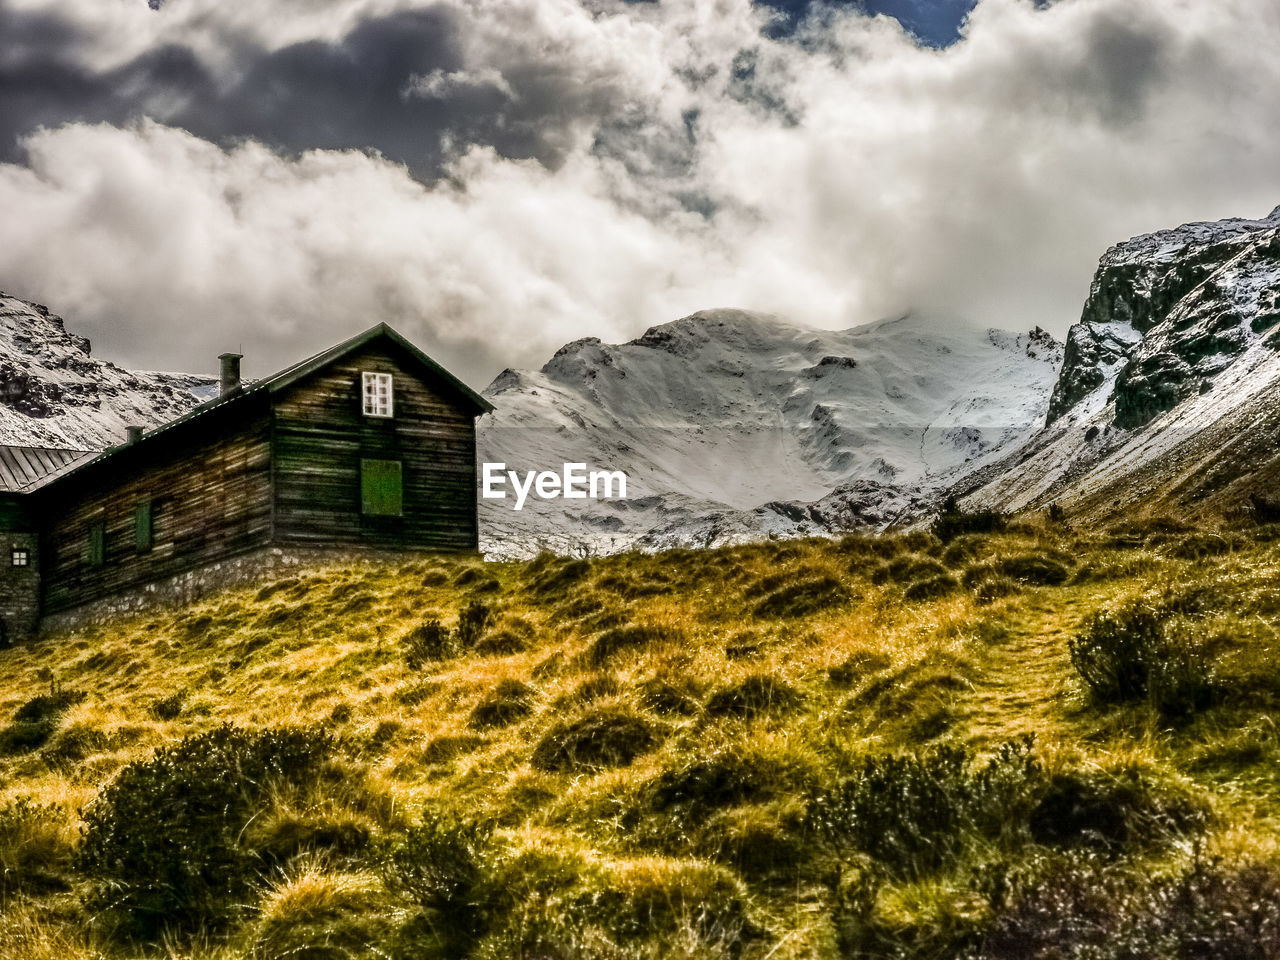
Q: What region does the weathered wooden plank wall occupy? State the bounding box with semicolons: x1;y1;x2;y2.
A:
272;341;479;551
38;402;274;614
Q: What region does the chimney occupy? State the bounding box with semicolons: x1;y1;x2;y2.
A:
218;353;243;396
125;425;144;444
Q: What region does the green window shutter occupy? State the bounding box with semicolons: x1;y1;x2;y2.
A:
361;459;403;516
87;523;105;567
135;500;153;551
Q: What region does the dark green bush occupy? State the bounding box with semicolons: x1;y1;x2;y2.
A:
531;705;661;772
1068;601;1216;718
383;810;500;953
706;673;801;719
76;724;332;938
931;497;1006;543
752;576;850;618
403;618;454;669
995;552;1072;586
1251;493;1280;525
980;856;1280;960
14;688;86;723
149;692;185;721
1167;533;1235;559
807;738;1040;880
1028;768;1207;852
456;599;493;649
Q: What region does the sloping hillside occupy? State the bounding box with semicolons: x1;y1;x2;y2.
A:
3;518;1280;958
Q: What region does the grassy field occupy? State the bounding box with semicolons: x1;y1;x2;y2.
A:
2;515;1280;959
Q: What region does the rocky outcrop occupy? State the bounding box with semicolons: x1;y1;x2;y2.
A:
1045;207;1280;431
0;293;216;449
960;203;1280;522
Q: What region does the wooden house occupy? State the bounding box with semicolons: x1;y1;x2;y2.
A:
0;323;492;640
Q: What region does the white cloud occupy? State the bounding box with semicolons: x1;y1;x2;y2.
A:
1;0;1279;386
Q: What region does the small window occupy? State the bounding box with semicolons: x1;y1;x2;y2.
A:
87;522;105;568
362;372;394;418
11;549;28;567
135;500;153;552
361;459;403;516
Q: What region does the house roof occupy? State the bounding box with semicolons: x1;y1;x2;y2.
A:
0;445;97;492
30;323;494;493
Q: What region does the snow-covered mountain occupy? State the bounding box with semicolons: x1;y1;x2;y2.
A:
958;205;1280;520
478;310;1062;556
0;293;215;451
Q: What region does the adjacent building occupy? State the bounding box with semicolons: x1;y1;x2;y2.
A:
0;323;493;640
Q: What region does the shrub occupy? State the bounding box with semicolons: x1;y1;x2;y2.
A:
383;809;500;952
807;738;1040;880
584;624;682;667
531;705;661;772
752;576;850;618
903;573;960;602
403;618;454;669
941;534;991;567
149;692;185;721
1167;532;1235;559
1250;493;1280;525
468;679;535;730
931;497;1006;542
456;600;493;649
77;724;332;937
1028;768;1207;852
14;688;86;723
706;673;801;719
980;856;1280;960
1068;601;1216;718
643;743;819;836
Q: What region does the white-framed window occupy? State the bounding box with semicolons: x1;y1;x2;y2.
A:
10;548;27;567
362;372;394;418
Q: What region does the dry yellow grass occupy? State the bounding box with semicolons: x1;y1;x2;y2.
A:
0;519;1278;957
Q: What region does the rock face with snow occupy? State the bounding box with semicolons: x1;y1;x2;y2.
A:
0;293;214;450
477;310;1062;556
961;205;1280;519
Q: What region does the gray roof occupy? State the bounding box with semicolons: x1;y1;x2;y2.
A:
0;445;97;492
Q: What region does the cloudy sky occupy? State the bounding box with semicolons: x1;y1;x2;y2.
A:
1;0;1278;387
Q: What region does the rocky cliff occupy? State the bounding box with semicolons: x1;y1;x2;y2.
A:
962;205;1280;520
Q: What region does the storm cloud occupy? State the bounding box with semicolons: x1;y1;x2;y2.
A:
0;0;1278;389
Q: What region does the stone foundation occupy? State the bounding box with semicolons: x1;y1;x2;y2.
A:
38;544;457;635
